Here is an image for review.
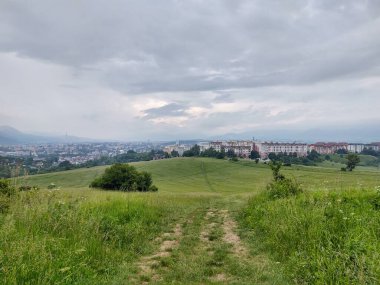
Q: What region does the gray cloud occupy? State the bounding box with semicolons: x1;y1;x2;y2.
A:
1;0;380;94
0;0;380;140
143;103;186;119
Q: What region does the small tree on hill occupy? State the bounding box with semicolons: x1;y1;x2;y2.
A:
267;161;302;199
268;161;285;181
249;150;260;160
346;153;360;171
90;163;158;192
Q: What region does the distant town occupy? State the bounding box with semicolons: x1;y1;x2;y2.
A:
1;139;380;178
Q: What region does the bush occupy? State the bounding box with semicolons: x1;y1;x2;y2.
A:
267;161;302;199
19;185;40;191
267;177;302;199
90;163;158;192
0;178;17;213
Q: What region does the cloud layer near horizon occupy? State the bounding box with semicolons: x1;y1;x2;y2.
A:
1;0;380;141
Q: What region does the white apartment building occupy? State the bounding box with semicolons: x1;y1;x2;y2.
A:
348;143;380;153
347;143;366;153
309;142;348;154
210;140;254;157
163;144;190;156
253;142;308;158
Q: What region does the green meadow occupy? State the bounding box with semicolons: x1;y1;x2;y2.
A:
1;158;380;284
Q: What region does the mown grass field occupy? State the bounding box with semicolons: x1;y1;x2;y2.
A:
1;158;380;284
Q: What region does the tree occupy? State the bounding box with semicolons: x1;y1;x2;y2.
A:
336;148;348;155
90;163;158;192
346;153;360;171
58;160;73;170
307;150;320;161
216;148;225;159
268;161;285;181
226;149;236;158
249;150;260;160
268;152;278;161
183;144;200;157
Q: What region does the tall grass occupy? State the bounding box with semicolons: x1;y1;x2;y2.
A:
0;189;176;284
240;188;380;284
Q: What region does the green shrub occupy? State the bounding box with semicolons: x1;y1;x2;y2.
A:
267;161;302;199
0;178;17;213
267;177;302;199
90;163;158;192
19;185;40;191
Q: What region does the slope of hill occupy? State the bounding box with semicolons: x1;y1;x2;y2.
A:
24;157;380;193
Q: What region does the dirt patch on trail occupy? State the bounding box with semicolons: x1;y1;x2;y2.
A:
220;210;248;257
199;209;217;243
210;273;230;283
136;223;182;283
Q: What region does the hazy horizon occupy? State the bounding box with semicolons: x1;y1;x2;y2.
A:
1;1;380;141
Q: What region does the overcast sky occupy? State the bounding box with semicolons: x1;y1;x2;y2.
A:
1;0;380;141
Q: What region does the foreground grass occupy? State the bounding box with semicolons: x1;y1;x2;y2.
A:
0;189;205;284
239;189;380;284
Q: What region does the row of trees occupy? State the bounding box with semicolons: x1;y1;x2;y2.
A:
267;150;323;166
181;144;262;160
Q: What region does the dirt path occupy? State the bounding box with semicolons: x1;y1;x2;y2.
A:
220;209;249;258
131;205;283;284
134;223;183;284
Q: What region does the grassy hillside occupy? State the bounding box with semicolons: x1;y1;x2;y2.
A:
22;157;380;194
1;158;380;284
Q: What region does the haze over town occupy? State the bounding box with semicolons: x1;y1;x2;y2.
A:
1;1;380;141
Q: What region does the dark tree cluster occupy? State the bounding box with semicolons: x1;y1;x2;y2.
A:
183;145;201;157
90;163;158;192
361;148;380;157
267;150;323;166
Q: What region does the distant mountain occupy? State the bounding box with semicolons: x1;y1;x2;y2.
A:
0;126;94;145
